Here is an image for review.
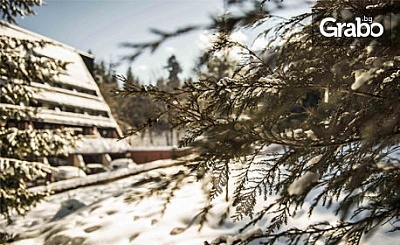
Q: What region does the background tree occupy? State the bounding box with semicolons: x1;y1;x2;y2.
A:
117;0;400;244
93;60;132;131
197;55;238;81
163;55;183;145
118;67;164;142
95;62;171;142
164;54;182;90
0;0;78;231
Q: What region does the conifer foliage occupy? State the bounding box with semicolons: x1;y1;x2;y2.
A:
0;0;78;227
0;0;42;24
119;0;400;243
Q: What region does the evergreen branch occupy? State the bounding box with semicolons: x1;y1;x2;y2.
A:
211;206;398;245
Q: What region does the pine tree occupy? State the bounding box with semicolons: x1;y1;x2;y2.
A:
93;60;130;131
197;55;238;81
118;0;400;244
125;66;136;85
0;0;42;24
0;1;78;228
164;55;182;91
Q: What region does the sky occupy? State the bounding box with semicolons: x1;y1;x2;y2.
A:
16;0;312;84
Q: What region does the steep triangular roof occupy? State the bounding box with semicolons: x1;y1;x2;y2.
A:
0;21;122;136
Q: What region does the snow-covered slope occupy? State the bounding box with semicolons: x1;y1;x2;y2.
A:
2;158;398;245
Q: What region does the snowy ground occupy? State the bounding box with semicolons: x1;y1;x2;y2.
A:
2;158;244;245
1;157;399;245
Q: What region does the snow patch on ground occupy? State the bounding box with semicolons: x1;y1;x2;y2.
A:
287;171;320;196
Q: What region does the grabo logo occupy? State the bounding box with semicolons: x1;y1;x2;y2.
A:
311;4;400;46
311;6;399;46
319;16;384;38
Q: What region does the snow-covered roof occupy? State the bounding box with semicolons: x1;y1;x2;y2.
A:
0;22;97;91
0;103;118;128
35;108;118;128
1;22;122;136
70;137;134;154
33;89;109;112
